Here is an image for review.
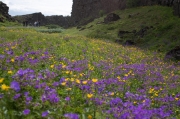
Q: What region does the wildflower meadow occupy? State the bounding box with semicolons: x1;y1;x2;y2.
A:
0;27;180;119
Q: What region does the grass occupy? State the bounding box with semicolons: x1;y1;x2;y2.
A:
0;5;180;119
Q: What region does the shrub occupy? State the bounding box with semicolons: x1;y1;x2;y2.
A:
99;10;105;17
45;24;61;29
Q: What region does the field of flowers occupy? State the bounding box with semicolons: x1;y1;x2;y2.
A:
0;27;180;119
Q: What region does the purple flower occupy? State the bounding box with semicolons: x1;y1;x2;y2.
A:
23;109;30;115
14;93;21;99
65;97;70;101
64;113;79;119
42;111;49;117
0;94;4;99
26;96;33;101
53;82;59;87
177;100;180;106
10;81;21;92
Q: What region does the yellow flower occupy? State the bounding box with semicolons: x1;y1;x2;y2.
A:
82;80;88;85
87;93;93;98
66;88;72;91
117;76;121;80
66;71;70;74
0;78;4;83
8;70;13;74
76;79;81;84
88;115;92;119
61;82;66;86
175;97;179;101
70;78;74;82
11;59;15;62
62;65;66;68
92;78;98;83
80;73;84;77
110;92;114;96
1;84;10;91
154;93;158;97
50;65;54;68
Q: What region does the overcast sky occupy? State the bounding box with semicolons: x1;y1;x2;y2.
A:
1;0;73;16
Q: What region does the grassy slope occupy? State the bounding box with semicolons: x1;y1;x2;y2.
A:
62;5;180;53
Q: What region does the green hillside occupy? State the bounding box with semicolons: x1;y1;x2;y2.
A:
63;5;180;53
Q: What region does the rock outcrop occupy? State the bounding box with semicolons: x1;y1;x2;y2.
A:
104;13;120;23
13;13;72;28
165;46;180;60
13;12;46;26
173;0;180;17
71;0;179;25
0;1;14;22
71;0;126;24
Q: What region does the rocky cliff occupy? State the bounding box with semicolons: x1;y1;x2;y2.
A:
0;1;14;22
71;0;126;24
13;13;72;28
71;0;180;25
13;12;46;26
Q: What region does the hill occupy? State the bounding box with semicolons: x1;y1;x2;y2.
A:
63;5;180;58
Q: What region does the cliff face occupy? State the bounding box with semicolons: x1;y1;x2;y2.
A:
13;12;46;26
173;0;180;16
71;0;126;24
13;13;72;28
71;0;179;24
0;1;14;22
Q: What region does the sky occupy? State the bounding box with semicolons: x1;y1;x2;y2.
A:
1;0;73;16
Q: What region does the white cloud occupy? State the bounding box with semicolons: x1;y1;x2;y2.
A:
1;0;73;16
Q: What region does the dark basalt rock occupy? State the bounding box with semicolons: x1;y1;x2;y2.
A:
173;0;180;17
0;1;14;22
124;40;135;46
165;46;180;60
71;0;179;25
104;13;120;23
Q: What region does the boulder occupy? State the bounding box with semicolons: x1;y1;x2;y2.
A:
104;13;120;23
165;46;180;60
124;40;135;46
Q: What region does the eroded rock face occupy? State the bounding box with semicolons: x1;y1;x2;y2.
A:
0;1;14;22
71;0;179;24
71;0;126;24
173;0;180;17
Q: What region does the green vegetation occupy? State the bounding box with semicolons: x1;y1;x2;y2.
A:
126;0;141;7
36;28;64;33
0;5;180;119
45;24;62;29
0;21;21;27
